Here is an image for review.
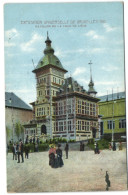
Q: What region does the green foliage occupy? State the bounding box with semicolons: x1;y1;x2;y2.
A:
38;143;49;152
87;138;110;150
88;138;94;144
15;122;24;140
69;139;75;143
97;139;110;149
8;143;49;153
6;126;11;140
45;137;67;144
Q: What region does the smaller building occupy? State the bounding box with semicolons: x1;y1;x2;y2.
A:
5;92;33;141
98;92;126;140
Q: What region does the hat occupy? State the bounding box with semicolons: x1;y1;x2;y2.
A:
49;144;55;148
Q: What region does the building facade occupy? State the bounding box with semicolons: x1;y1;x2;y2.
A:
98;92;126;140
24;34;100;141
5;92;33;141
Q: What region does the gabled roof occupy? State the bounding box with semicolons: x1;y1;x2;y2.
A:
57;77;87;95
5;92;32;111
98;92;125;102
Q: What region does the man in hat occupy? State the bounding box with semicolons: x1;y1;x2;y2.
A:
20;141;24;163
65;143;69;159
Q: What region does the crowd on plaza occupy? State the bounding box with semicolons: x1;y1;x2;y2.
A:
7;135;123;166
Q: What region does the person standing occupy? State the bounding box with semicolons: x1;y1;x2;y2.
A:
80;142;82;151
25;144;30;159
65;143;69;159
113;142;116;151
20;141;24;163
12;143;17;160
56;144;64;167
17;143;21;163
105;171;111;190
82;142;85;151
94;141;97;154
49;144;56;168
96;142;100;154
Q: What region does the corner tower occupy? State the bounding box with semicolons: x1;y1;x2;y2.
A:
32;32;67;138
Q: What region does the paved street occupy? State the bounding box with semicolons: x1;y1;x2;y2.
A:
7;149;127;192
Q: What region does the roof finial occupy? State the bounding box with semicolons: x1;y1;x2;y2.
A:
47;31;49;40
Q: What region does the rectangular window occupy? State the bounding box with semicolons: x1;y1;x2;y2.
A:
68;121;72;131
107;120;115;129
78;120;81;130
47;90;49;95
119;119;126;128
59;121;63;131
54;122;56;132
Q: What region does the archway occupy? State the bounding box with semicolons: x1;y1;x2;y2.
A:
41;125;47;135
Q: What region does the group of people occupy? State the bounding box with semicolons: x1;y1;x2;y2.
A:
25;135;39;145
12;141;24;163
49;143;69;168
12;141;30;163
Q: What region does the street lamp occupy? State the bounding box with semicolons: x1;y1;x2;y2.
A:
112;100;116;143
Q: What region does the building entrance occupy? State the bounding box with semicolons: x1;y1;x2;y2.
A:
92;127;96;138
41;125;47;135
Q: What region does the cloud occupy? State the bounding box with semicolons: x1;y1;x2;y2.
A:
72;67;86;77
4;28;20;48
5;28;19;39
103;23;117;33
4;41;16;48
54;48;66;58
20;33;44;52
84;30;105;40
95;81;119;86
101;65;119;72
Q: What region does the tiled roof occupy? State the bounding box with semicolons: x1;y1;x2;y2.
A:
5;92;32;110
57;77;87;95
98;92;125;102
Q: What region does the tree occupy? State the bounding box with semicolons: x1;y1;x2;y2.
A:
6;126;11;141
15;122;24;141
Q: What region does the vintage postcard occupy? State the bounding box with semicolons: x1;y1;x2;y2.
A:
4;2;127;193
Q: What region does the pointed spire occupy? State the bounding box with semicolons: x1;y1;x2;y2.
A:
88;60;92;81
47;31;50;40
88;60;97;97
45;31;51;44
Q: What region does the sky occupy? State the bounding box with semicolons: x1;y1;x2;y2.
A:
4;2;125;106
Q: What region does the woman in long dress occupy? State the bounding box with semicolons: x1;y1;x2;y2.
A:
56;144;64;167
49;144;57;168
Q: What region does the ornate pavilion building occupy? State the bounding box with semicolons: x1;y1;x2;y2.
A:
24;33;100;141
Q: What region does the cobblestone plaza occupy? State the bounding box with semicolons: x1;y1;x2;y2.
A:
7;148;127;192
